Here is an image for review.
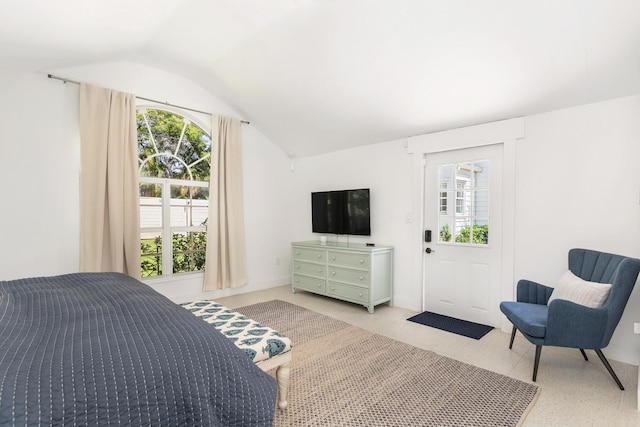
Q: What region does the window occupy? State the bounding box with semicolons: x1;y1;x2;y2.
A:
439;181;448;214
438;160;490;245
137;108;212;278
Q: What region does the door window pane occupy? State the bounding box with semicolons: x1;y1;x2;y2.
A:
438;159;490;245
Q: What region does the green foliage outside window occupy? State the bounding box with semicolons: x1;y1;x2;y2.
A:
172;229;208;274
137;109;211;182
141;237;163;277
439;224;489;244
455;225;489;244
440;224;452;242
140;224;208;278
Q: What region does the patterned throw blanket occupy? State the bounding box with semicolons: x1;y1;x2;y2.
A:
181;300;293;363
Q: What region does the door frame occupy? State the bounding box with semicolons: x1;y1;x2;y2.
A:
407;118;524;332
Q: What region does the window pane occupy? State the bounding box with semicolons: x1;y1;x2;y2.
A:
473;160;490;187
472;189;489;217
170;185;209;227
438;159;490;246
172;231;207;274
140;184;162;228
472;219;489;245
138;108;211;279
439;219;453;242
439;191;448;214
454;218;471;243
137;109;211;180
439;164;454;183
141;232;162;277
192;205;208;227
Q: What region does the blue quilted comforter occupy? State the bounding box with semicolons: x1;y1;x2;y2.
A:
0;273;276;426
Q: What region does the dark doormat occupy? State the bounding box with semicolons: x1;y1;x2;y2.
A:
407;311;493;339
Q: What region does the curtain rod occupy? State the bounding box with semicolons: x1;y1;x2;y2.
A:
47;73;250;124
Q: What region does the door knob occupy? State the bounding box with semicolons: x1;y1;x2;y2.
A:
425;247;435;254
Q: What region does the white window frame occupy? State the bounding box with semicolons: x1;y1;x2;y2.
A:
137;107;211;280
140;177;209;278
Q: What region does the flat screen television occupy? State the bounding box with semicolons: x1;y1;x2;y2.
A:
311;188;371;236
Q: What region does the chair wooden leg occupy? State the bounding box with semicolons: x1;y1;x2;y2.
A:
579;349;588;361
594;349;624;390
509;325;517;349
532;345;542;382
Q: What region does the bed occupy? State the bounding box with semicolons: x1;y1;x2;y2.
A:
0;272;277;426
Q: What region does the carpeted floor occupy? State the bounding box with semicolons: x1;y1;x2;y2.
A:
237;300;540;427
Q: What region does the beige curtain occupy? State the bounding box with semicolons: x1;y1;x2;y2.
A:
79;83;141;279
204;116;248;290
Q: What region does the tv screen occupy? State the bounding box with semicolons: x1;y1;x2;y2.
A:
311;189;370;236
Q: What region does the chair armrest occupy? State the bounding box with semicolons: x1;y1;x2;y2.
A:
516;279;554;304
545;299;608;348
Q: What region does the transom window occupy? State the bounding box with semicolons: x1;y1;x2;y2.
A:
138;108;212;278
438;159;490;245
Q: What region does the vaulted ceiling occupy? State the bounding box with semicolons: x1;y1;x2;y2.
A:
2;0;640;157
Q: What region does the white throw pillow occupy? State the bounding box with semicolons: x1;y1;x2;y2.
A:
548;270;612;309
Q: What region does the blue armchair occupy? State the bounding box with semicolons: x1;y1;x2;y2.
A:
500;248;640;389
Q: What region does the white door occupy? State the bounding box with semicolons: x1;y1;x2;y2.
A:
423;144;503;327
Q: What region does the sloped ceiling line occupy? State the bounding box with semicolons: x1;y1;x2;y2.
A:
2;0;640;157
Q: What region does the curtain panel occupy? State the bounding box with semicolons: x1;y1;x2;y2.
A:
79;83;140;278
204;116;248;290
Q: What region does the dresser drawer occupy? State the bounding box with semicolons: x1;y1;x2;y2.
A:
328;266;370;285
293;274;326;293
292;247;326;263
327;281;369;303
293;261;326;278
328;251;370;269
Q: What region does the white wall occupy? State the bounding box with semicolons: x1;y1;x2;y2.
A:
0;70;80;279
0;62;294;302
515;95;640;365
289;140;416;309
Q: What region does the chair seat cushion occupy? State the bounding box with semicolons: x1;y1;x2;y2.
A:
499;301;548;338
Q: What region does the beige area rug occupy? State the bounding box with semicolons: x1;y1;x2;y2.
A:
237;300;540;427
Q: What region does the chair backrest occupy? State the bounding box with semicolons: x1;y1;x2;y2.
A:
568;248;640;347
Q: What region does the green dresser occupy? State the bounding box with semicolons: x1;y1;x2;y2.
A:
291;241;393;313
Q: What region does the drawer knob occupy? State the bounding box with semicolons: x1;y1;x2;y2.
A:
331;287;335;291
359;292;363;297
331;271;336;276
360;259;364;264
295;251;299;255
318;268;323;273
359;276;364;280
317;254;322;258
332;256;336;260
317;284;322;288
296;265;300;269
295;279;299;283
